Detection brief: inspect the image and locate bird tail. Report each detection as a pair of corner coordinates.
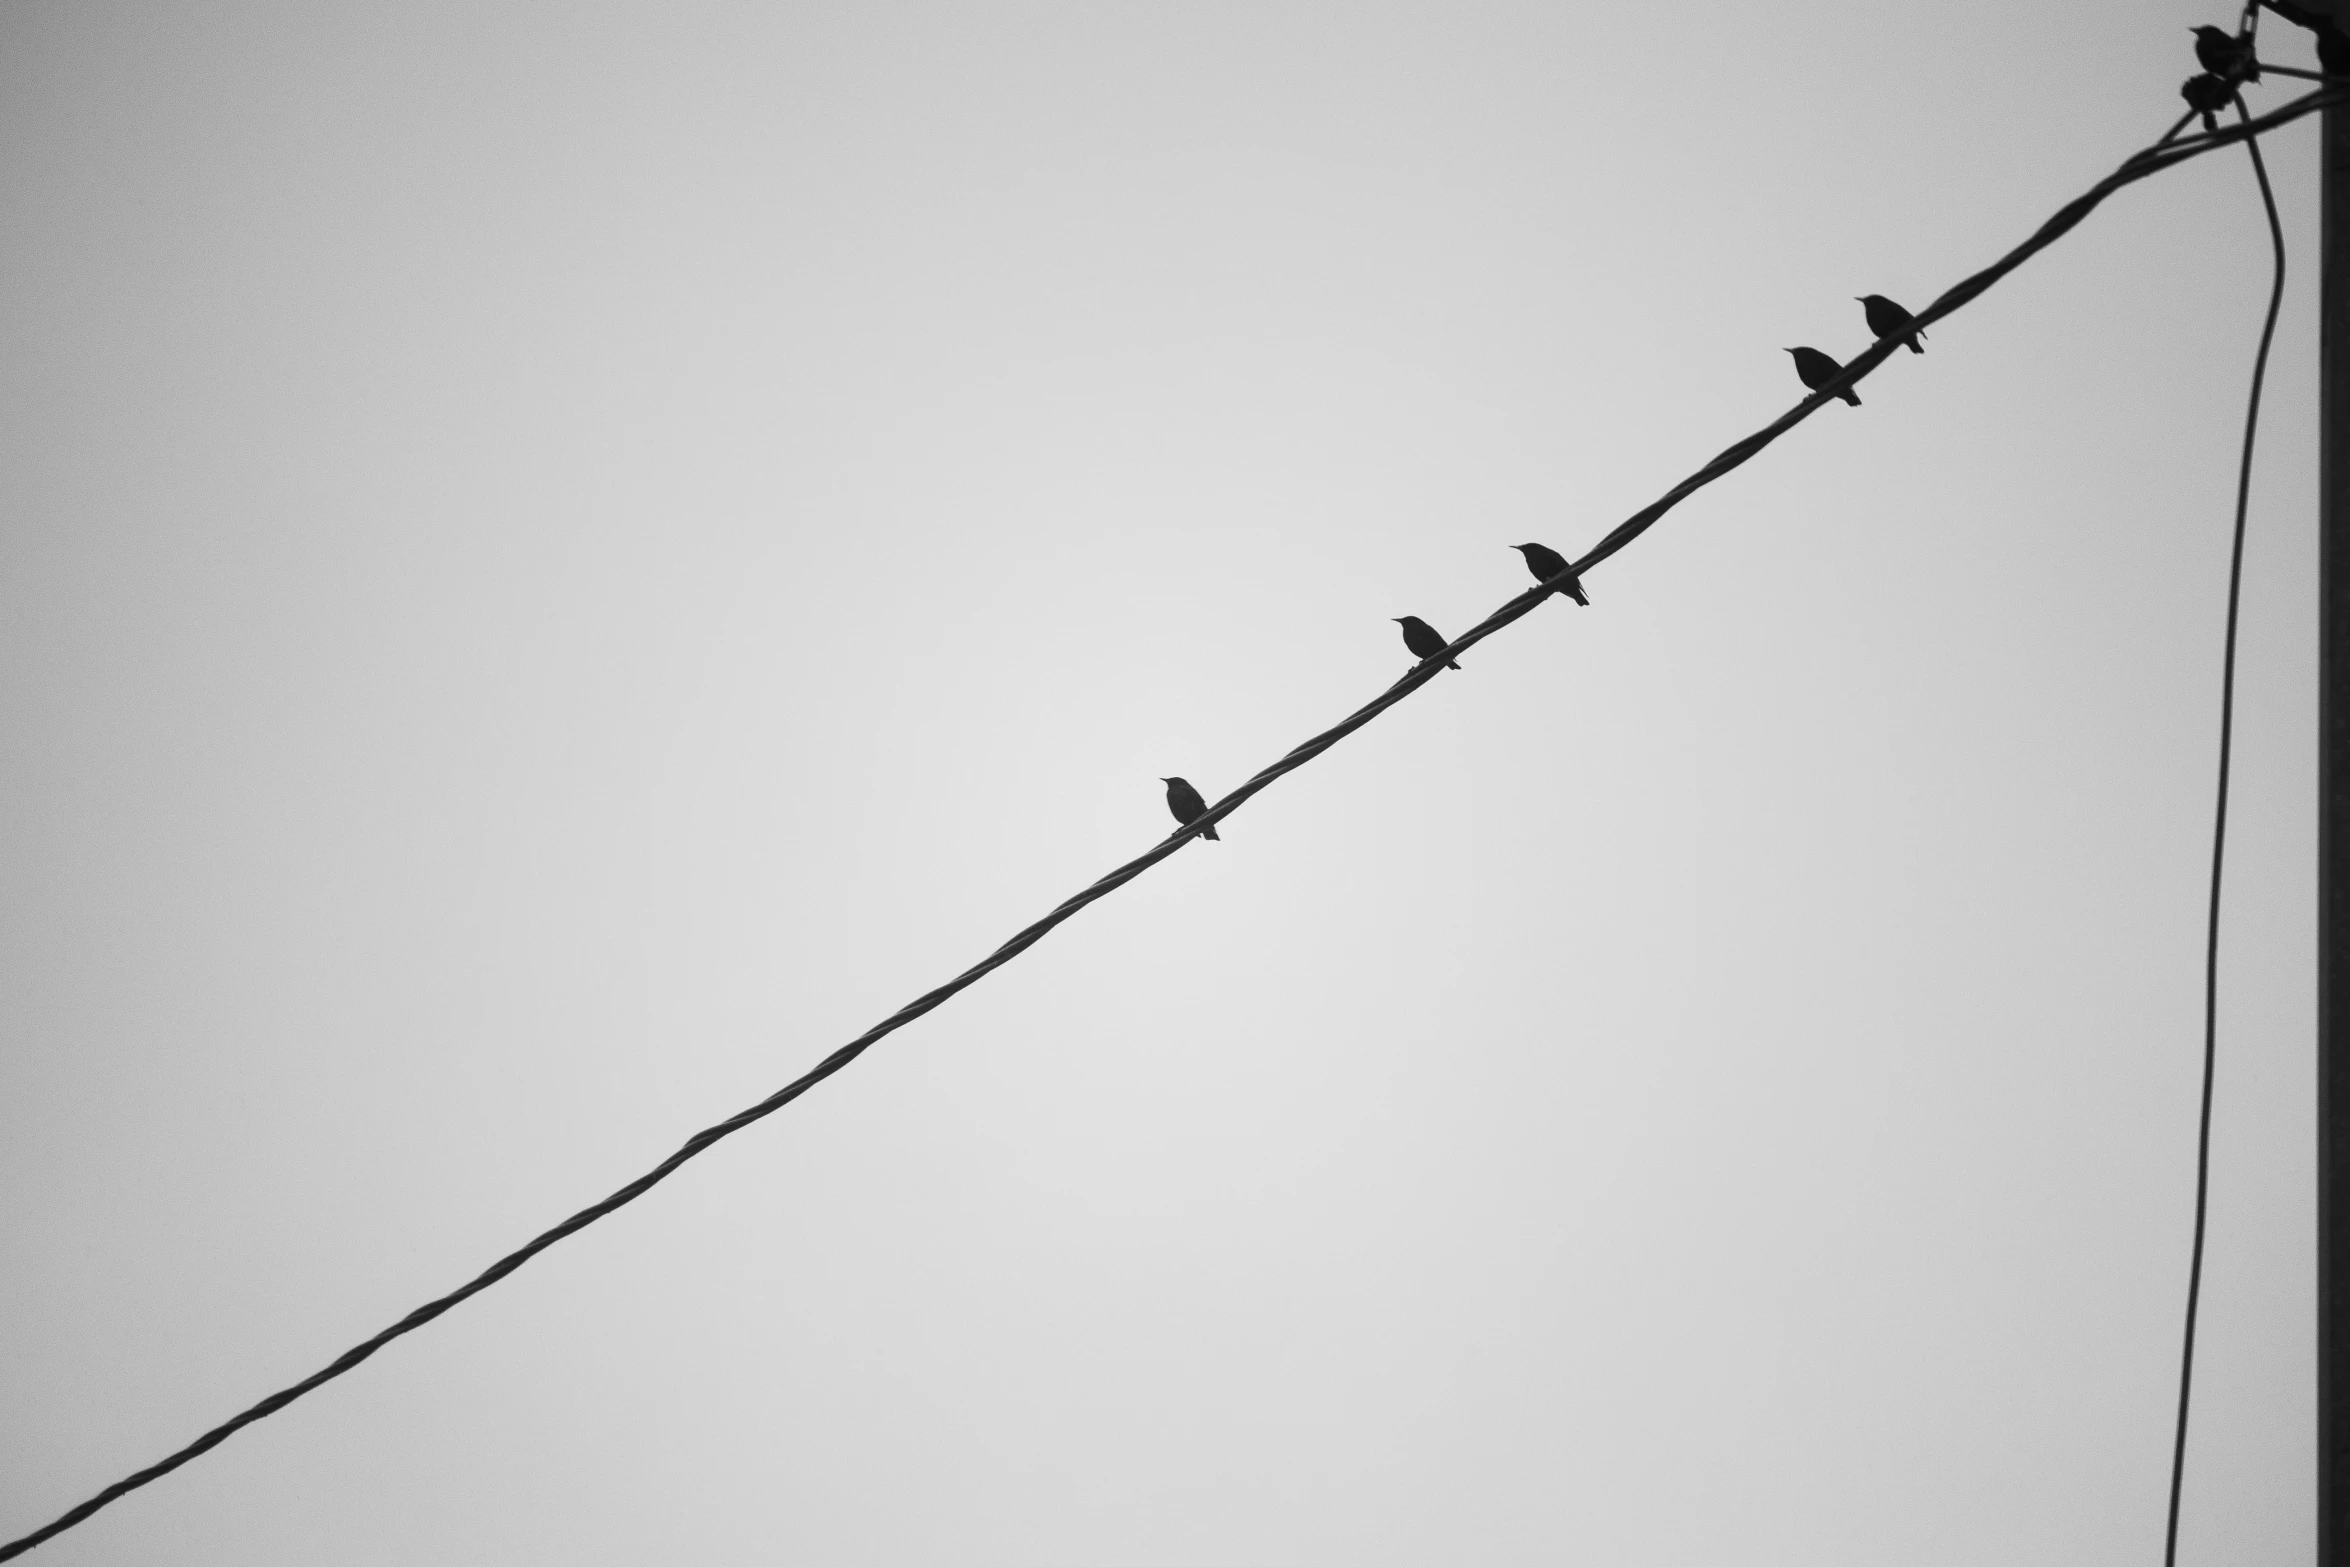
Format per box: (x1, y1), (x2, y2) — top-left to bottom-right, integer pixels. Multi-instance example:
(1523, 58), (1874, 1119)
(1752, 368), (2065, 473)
(1904, 333), (1924, 355)
(1839, 388), (1862, 407)
(1564, 581), (1590, 606)
(1446, 657), (1462, 671)
(1201, 822), (1220, 841)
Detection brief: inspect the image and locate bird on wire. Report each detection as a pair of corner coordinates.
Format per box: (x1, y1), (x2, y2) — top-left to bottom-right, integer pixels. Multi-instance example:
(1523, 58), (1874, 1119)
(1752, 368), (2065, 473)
(2181, 70), (2237, 132)
(1511, 543), (1590, 606)
(1858, 294), (1925, 354)
(1393, 616), (1462, 670)
(1785, 346), (1860, 407)
(1162, 776), (1219, 841)
(2190, 24), (2259, 83)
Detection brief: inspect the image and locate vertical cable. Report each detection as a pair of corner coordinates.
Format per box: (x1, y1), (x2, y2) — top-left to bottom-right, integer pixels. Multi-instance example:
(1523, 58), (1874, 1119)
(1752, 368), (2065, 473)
(2163, 86), (2286, 1567)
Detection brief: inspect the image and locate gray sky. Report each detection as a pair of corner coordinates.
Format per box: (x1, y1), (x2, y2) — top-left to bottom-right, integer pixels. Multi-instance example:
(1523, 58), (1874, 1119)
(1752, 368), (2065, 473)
(0, 2), (2328, 1562)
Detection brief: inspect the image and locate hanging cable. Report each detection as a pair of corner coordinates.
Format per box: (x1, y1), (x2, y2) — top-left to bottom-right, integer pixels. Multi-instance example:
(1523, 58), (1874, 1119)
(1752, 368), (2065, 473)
(2163, 79), (2289, 1567)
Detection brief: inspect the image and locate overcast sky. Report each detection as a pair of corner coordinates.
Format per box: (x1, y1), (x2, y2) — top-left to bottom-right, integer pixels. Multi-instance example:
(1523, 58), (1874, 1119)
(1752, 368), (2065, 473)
(0, 2), (2332, 1563)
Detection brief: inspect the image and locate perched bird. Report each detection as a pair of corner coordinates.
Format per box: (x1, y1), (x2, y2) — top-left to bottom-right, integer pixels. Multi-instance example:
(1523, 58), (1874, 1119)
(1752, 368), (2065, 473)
(1785, 346), (1861, 407)
(1511, 543), (1590, 606)
(1161, 776), (1219, 841)
(1393, 616), (1461, 670)
(2181, 70), (2236, 130)
(2191, 24), (2258, 83)
(1857, 294), (1925, 354)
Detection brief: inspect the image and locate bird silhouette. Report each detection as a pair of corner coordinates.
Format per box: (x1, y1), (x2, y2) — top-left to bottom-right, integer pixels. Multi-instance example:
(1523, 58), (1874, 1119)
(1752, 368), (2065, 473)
(1786, 346), (1860, 406)
(2181, 70), (2236, 131)
(1393, 616), (1461, 669)
(2190, 24), (2258, 83)
(1511, 543), (1589, 606)
(1161, 776), (1219, 841)
(1857, 294), (1925, 354)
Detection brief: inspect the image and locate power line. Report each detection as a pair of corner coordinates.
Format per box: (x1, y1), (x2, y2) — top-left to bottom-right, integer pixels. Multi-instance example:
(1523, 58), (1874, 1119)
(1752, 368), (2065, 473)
(2164, 76), (2293, 1567)
(1566, 86), (2336, 586)
(2, 78), (2342, 1567)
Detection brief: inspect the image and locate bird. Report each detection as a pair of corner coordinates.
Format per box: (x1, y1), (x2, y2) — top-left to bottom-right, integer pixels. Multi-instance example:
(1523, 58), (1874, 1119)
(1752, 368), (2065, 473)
(1857, 294), (1925, 354)
(1511, 543), (1590, 606)
(2190, 24), (2258, 83)
(1785, 346), (1860, 406)
(2181, 70), (2236, 131)
(1393, 616), (1461, 669)
(1161, 776), (1218, 841)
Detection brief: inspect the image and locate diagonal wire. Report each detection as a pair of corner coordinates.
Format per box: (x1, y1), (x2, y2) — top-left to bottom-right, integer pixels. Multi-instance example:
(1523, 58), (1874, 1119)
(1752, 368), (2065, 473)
(2163, 85), (2289, 1567)
(1, 79), (2343, 1566)
(1558, 85), (2340, 587)
(2156, 107), (2204, 149)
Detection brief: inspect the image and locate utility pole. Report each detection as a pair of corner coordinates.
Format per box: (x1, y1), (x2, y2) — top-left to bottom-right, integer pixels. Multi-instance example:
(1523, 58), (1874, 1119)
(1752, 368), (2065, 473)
(2327, 84), (2350, 1567)
(2316, 2), (2350, 1559)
